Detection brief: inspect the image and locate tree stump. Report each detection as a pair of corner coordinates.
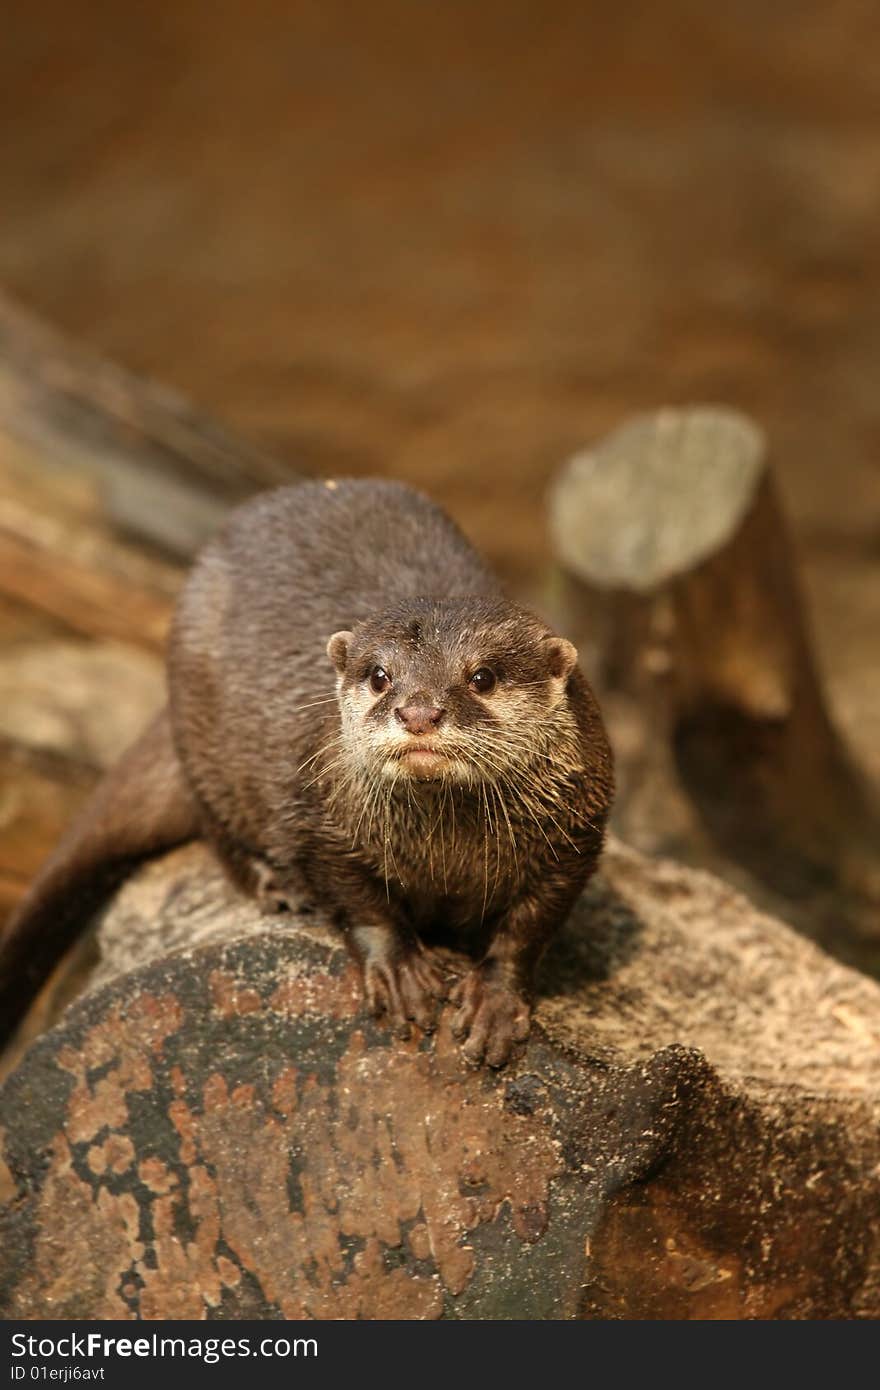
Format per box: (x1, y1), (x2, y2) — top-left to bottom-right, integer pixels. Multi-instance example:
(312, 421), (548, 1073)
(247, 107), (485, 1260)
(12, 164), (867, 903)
(548, 407), (880, 967)
(1, 838), (879, 1320)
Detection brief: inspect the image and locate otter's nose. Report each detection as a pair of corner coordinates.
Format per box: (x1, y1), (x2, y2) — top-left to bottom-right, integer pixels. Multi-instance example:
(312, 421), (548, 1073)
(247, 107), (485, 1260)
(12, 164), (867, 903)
(395, 703), (445, 736)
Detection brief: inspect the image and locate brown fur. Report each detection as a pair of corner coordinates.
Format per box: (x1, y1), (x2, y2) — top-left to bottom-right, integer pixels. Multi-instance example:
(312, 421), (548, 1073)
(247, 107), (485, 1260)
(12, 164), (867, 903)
(0, 479), (613, 1062)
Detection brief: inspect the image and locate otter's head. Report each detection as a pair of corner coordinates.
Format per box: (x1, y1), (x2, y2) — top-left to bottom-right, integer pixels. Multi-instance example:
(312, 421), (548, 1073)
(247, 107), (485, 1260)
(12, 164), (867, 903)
(326, 597), (578, 787)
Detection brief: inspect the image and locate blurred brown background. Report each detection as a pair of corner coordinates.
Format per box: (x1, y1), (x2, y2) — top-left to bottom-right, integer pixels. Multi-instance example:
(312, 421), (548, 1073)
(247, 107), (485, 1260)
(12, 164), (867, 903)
(0, 3), (877, 765)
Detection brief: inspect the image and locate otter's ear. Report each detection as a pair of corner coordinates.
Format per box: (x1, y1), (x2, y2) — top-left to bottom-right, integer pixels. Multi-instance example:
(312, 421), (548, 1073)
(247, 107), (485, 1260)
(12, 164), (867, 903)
(542, 635), (578, 683)
(327, 630), (354, 674)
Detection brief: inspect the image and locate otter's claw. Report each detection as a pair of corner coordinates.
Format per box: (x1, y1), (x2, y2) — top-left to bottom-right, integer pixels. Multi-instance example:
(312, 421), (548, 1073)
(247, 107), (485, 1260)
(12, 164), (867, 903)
(450, 967), (531, 1067)
(362, 948), (449, 1037)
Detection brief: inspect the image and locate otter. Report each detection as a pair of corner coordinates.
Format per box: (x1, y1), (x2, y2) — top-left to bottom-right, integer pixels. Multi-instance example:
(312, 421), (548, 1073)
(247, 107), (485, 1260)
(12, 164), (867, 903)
(0, 479), (613, 1064)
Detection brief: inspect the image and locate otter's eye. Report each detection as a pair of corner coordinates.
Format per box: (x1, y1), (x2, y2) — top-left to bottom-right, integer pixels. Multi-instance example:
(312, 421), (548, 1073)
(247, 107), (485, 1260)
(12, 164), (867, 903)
(369, 665), (392, 695)
(469, 667), (497, 695)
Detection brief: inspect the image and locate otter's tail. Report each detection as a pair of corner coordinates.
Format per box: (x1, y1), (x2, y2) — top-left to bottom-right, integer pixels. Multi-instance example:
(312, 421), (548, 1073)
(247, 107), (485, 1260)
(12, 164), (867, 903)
(0, 708), (200, 1049)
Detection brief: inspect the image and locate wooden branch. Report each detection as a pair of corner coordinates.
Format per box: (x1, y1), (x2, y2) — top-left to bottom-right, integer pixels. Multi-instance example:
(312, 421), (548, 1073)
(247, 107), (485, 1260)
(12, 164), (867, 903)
(0, 491), (177, 651)
(2, 838), (879, 1319)
(0, 292), (297, 558)
(548, 407), (880, 962)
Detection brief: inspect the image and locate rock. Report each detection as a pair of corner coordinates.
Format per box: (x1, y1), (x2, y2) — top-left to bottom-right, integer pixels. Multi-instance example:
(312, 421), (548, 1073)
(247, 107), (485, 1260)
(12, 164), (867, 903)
(1, 836), (878, 1319)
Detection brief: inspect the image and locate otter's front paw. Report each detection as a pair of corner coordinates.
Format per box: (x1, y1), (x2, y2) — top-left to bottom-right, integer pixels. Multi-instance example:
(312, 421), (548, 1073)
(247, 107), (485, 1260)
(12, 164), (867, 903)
(362, 948), (449, 1038)
(450, 966), (531, 1067)
(252, 860), (293, 915)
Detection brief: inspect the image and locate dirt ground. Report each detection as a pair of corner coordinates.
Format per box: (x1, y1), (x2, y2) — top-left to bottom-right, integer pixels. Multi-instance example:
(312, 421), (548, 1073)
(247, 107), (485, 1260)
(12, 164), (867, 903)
(0, 1), (877, 773)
